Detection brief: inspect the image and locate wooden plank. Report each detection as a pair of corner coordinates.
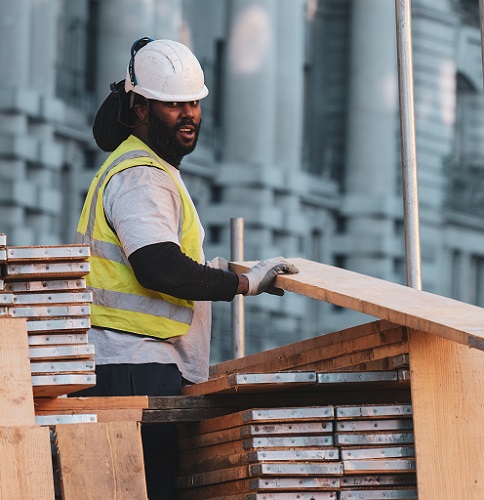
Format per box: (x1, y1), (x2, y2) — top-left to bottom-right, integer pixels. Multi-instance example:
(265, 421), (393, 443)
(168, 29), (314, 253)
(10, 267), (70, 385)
(179, 422), (333, 451)
(0, 426), (55, 499)
(185, 341), (408, 397)
(34, 395), (149, 411)
(179, 406), (334, 439)
(0, 318), (35, 426)
(177, 477), (340, 500)
(408, 329), (484, 499)
(209, 320), (398, 377)
(230, 258), (484, 351)
(183, 371), (317, 396)
(55, 421), (147, 499)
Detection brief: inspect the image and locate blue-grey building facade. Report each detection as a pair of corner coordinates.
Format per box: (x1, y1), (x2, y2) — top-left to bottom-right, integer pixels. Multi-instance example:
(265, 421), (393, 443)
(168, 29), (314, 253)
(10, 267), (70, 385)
(0, 0), (482, 362)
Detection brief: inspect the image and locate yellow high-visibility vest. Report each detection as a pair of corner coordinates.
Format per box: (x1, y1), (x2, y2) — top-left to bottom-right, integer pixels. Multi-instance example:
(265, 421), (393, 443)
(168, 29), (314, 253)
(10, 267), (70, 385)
(76, 135), (201, 339)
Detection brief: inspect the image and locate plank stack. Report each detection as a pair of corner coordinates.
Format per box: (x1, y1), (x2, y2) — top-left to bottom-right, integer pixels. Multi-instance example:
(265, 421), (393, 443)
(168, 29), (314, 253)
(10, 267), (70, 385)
(177, 403), (417, 500)
(0, 234), (96, 397)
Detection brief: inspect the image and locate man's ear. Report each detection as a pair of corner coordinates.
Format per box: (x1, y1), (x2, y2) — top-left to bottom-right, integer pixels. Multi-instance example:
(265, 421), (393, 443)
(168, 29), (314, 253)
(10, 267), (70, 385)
(133, 102), (149, 123)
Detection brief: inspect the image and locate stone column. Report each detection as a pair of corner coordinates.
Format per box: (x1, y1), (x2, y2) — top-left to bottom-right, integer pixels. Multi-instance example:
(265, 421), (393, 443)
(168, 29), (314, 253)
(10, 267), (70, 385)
(96, 0), (182, 103)
(275, 0), (305, 170)
(0, 0), (31, 88)
(343, 0), (399, 278)
(222, 0), (278, 166)
(345, 0), (398, 194)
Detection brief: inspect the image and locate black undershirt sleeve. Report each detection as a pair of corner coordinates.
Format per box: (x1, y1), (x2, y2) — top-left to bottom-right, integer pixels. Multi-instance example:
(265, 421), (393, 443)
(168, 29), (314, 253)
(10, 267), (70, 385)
(128, 242), (240, 301)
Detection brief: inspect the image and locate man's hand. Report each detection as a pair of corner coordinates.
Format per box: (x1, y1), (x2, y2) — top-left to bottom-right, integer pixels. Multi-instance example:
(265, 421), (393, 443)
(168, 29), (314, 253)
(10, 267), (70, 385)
(242, 257), (299, 296)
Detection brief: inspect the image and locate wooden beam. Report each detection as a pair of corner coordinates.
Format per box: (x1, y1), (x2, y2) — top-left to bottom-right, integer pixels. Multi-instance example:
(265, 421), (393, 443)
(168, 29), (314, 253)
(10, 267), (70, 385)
(409, 329), (484, 499)
(0, 318), (35, 426)
(230, 258), (484, 351)
(209, 320), (401, 377)
(0, 426), (54, 499)
(55, 421), (148, 499)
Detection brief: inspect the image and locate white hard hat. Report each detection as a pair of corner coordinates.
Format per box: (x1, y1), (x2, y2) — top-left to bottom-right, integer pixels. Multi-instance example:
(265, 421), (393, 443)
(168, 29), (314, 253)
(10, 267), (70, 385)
(124, 39), (209, 102)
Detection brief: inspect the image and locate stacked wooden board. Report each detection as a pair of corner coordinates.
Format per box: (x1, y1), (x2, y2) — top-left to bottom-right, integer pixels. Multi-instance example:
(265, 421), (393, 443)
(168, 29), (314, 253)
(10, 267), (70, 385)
(176, 403), (417, 500)
(0, 315), (148, 499)
(0, 234), (96, 397)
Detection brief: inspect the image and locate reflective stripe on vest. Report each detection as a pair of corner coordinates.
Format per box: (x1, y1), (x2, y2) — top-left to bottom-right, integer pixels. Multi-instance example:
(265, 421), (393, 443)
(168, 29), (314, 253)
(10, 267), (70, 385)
(75, 136), (200, 339)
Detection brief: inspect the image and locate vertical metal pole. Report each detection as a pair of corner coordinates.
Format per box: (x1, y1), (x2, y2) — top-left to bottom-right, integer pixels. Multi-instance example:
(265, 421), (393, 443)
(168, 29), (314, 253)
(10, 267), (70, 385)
(479, 0), (484, 89)
(395, 0), (422, 290)
(230, 218), (245, 358)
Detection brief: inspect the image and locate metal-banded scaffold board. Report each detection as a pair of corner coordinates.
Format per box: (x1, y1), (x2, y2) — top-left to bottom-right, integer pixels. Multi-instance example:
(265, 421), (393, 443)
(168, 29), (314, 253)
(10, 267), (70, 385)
(26, 318), (90, 332)
(178, 406), (335, 441)
(244, 435), (334, 449)
(30, 359), (95, 374)
(29, 344), (95, 360)
(318, 372), (399, 384)
(31, 374), (95, 387)
(0, 249), (6, 262)
(0, 233), (6, 247)
(242, 406), (334, 422)
(335, 405), (413, 419)
(9, 305), (91, 319)
(28, 333), (89, 346)
(5, 279), (87, 293)
(177, 478), (340, 498)
(336, 419), (414, 432)
(244, 494), (338, 500)
(177, 463), (344, 490)
(179, 423), (334, 452)
(6, 244), (90, 261)
(232, 372), (317, 385)
(339, 489), (417, 500)
(335, 432), (414, 447)
(0, 279), (3, 290)
(0, 293), (14, 305)
(0, 307), (8, 317)
(35, 414), (97, 426)
(31, 373), (96, 397)
(341, 474), (417, 488)
(240, 422), (333, 437)
(250, 462), (343, 477)
(246, 449), (340, 463)
(4, 262), (90, 280)
(187, 371), (319, 395)
(343, 459), (416, 474)
(11, 291), (92, 305)
(341, 447), (415, 460)
(248, 477), (340, 490)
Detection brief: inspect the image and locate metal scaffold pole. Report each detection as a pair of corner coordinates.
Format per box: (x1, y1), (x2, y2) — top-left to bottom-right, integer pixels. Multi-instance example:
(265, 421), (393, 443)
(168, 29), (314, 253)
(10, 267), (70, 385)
(395, 0), (422, 290)
(479, 0), (484, 88)
(230, 217), (245, 358)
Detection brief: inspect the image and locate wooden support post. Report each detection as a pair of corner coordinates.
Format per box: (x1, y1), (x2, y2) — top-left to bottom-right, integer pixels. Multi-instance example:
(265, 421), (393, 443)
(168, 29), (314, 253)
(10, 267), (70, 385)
(409, 329), (484, 498)
(0, 318), (55, 498)
(55, 421), (148, 499)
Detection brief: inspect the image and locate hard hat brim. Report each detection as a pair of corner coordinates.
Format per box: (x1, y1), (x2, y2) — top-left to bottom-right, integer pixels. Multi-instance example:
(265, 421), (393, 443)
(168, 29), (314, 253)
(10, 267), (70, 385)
(125, 79), (209, 102)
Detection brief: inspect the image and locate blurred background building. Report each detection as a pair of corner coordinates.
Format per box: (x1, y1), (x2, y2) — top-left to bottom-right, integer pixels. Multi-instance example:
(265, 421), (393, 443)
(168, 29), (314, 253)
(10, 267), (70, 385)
(0, 0), (482, 362)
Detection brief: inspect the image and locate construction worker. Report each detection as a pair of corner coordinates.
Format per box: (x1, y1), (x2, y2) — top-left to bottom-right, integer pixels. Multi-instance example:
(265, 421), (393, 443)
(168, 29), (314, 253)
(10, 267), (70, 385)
(74, 37), (298, 499)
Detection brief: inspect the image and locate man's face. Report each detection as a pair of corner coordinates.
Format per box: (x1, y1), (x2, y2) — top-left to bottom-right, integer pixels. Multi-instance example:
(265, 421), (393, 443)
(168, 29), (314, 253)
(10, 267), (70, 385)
(147, 100), (202, 167)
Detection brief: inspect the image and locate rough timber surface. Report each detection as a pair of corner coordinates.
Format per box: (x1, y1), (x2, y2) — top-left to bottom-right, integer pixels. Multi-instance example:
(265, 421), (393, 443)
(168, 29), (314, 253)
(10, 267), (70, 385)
(0, 318), (36, 426)
(0, 426), (55, 499)
(55, 421), (147, 499)
(409, 329), (484, 499)
(230, 258), (484, 351)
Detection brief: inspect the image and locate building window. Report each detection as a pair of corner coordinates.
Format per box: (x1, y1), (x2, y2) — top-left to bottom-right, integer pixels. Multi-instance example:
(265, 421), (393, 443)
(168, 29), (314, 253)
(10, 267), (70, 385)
(471, 254), (484, 307)
(55, 1), (97, 114)
(209, 225), (223, 244)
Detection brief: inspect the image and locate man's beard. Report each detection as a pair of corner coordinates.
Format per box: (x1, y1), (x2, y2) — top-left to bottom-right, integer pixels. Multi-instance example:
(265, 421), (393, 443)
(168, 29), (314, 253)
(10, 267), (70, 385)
(147, 107), (201, 167)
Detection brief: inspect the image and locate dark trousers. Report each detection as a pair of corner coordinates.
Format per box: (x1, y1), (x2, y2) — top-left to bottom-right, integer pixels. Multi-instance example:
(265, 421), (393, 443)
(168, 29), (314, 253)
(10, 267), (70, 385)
(71, 363), (182, 500)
